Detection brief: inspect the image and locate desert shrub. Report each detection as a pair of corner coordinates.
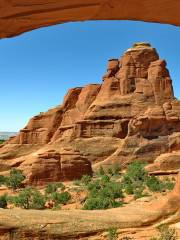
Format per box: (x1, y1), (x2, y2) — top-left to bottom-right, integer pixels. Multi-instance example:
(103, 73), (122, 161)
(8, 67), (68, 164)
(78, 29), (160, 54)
(108, 167), (114, 176)
(147, 176), (175, 192)
(122, 161), (147, 198)
(0, 175), (6, 186)
(5, 169), (25, 190)
(101, 174), (110, 184)
(51, 191), (71, 205)
(83, 177), (123, 210)
(84, 197), (114, 210)
(162, 177), (175, 191)
(98, 166), (106, 176)
(0, 140), (5, 144)
(9, 187), (45, 209)
(121, 161), (174, 198)
(0, 194), (8, 208)
(151, 224), (177, 240)
(107, 227), (118, 240)
(108, 164), (121, 177)
(80, 175), (92, 185)
(45, 182), (65, 194)
(73, 179), (81, 186)
(146, 175), (164, 192)
(30, 190), (46, 209)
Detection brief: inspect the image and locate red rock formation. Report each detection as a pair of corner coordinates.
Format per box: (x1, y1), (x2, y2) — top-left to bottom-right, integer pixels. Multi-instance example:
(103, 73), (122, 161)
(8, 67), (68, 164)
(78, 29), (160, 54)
(19, 149), (92, 185)
(0, 1), (180, 39)
(1, 42), (180, 184)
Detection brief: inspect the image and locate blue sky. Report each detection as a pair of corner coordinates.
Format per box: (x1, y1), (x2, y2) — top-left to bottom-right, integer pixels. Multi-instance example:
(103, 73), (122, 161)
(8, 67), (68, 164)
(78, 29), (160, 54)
(0, 20), (180, 132)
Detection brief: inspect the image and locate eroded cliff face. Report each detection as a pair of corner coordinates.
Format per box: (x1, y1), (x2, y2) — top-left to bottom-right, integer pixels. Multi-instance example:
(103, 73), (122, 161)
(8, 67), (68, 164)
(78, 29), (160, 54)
(0, 0), (180, 39)
(0, 42), (180, 185)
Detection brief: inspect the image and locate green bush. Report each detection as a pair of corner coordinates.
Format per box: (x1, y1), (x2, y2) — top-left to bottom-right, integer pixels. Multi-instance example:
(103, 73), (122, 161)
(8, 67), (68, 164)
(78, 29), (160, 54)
(73, 179), (81, 186)
(151, 224), (177, 240)
(0, 194), (8, 208)
(30, 190), (46, 210)
(51, 191), (71, 205)
(162, 177), (175, 191)
(146, 176), (175, 192)
(84, 197), (122, 210)
(122, 162), (174, 198)
(122, 161), (147, 198)
(146, 176), (164, 192)
(0, 175), (6, 186)
(83, 176), (123, 210)
(0, 140), (5, 144)
(5, 169), (25, 190)
(80, 175), (92, 185)
(9, 187), (46, 209)
(98, 166), (105, 176)
(107, 227), (118, 240)
(101, 174), (110, 184)
(108, 164), (121, 177)
(45, 183), (65, 194)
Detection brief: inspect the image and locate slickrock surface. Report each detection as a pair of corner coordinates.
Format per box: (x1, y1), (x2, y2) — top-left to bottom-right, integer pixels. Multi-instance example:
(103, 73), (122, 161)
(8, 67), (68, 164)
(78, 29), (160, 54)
(0, 1), (180, 39)
(0, 173), (180, 239)
(0, 42), (180, 184)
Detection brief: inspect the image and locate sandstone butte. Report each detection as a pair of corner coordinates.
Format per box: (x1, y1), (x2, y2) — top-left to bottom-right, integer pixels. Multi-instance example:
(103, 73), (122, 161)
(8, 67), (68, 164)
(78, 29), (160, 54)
(0, 42), (180, 239)
(0, 0), (180, 39)
(1, 42), (180, 184)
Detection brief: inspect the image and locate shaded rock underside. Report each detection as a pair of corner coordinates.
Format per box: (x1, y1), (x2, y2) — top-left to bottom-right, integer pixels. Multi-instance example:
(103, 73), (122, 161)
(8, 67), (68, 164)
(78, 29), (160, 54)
(0, 0), (180, 38)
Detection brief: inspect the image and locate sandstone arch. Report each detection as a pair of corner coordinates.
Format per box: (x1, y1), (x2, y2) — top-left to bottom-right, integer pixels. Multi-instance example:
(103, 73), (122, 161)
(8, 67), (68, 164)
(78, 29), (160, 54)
(0, 0), (180, 39)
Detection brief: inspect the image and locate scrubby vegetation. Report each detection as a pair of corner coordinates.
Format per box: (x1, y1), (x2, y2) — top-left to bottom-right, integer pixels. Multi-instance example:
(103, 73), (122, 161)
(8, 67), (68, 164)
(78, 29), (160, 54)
(122, 161), (175, 199)
(9, 187), (46, 209)
(5, 169), (25, 190)
(106, 224), (177, 240)
(0, 194), (8, 208)
(83, 174), (123, 210)
(107, 227), (118, 240)
(45, 183), (65, 194)
(82, 162), (175, 210)
(151, 224), (177, 240)
(0, 175), (6, 186)
(0, 168), (25, 189)
(146, 175), (174, 192)
(122, 161), (148, 199)
(7, 182), (71, 209)
(50, 191), (71, 205)
(0, 162), (175, 211)
(0, 139), (5, 144)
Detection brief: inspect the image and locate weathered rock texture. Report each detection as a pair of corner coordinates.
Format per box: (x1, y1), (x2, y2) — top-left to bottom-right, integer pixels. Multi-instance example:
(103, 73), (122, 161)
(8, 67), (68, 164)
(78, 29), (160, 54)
(1, 174), (180, 239)
(0, 1), (180, 39)
(0, 42), (180, 184)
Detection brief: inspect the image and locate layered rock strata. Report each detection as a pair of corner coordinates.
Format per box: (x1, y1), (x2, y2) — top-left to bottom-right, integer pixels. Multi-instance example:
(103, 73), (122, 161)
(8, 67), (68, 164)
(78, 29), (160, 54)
(0, 42), (179, 184)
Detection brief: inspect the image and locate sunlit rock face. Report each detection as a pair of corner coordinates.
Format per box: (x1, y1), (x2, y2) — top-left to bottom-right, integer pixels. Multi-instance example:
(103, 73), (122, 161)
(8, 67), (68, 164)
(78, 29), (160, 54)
(0, 1), (180, 38)
(0, 43), (180, 184)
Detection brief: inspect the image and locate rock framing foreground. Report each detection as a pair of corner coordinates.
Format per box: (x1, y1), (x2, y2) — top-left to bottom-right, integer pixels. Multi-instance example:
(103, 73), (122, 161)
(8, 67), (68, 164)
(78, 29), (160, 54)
(0, 0), (180, 38)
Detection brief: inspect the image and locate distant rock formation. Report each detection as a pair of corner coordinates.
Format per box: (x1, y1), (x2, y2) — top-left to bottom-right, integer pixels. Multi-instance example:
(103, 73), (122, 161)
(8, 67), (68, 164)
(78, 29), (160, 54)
(0, 43), (179, 185)
(0, 132), (17, 140)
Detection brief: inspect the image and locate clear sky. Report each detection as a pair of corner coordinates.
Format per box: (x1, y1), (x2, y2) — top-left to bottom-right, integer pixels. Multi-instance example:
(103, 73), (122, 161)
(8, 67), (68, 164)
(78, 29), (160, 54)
(0, 20), (180, 132)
